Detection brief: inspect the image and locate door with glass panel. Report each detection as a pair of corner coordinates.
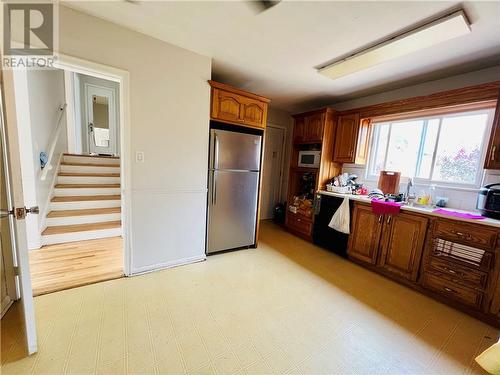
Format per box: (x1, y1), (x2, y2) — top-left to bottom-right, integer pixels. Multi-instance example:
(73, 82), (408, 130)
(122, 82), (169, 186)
(85, 84), (117, 155)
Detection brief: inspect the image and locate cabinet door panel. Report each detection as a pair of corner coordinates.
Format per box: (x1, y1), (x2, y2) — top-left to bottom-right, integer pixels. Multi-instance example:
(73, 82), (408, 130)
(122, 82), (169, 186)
(355, 118), (371, 164)
(484, 92), (500, 169)
(305, 113), (325, 142)
(294, 117), (306, 143)
(333, 113), (360, 163)
(348, 205), (382, 264)
(241, 97), (266, 128)
(213, 89), (243, 123)
(379, 213), (428, 281)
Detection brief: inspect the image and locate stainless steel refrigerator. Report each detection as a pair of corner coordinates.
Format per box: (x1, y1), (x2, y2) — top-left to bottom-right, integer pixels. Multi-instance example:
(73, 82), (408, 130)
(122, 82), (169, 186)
(207, 128), (262, 254)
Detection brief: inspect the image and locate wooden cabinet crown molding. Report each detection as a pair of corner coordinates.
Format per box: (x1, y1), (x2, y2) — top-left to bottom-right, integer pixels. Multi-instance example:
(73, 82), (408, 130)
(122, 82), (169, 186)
(208, 80), (271, 103)
(292, 107), (335, 119)
(337, 80), (500, 119)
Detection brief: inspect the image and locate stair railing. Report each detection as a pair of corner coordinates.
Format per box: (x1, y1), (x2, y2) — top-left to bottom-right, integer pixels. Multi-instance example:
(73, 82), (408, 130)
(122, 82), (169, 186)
(40, 103), (67, 181)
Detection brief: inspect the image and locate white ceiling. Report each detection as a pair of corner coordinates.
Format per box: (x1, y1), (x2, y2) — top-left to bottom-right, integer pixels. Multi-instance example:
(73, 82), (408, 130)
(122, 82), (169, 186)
(65, 1), (500, 112)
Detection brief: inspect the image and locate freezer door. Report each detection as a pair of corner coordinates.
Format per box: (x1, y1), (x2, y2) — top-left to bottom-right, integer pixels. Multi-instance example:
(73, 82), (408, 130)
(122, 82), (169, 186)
(210, 129), (262, 171)
(207, 170), (259, 253)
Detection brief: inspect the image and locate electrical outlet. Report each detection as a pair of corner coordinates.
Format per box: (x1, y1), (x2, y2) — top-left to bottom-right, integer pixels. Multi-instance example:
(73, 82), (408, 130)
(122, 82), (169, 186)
(136, 151), (144, 163)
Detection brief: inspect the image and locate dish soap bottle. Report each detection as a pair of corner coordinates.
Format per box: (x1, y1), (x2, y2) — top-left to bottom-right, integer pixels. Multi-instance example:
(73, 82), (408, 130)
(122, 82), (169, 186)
(428, 184), (436, 207)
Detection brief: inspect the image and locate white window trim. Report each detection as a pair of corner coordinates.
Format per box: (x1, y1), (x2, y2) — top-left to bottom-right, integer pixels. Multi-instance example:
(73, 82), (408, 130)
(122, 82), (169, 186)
(364, 108), (496, 189)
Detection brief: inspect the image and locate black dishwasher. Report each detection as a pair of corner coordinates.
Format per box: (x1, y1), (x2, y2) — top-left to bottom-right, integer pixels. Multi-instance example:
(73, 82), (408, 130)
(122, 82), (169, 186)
(312, 193), (352, 258)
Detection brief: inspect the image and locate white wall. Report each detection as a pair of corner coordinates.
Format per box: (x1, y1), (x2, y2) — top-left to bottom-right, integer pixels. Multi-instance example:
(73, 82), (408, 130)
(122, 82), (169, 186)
(266, 107), (294, 201)
(332, 65), (500, 212)
(13, 70), (67, 249)
(58, 5), (211, 273)
(27, 70), (68, 230)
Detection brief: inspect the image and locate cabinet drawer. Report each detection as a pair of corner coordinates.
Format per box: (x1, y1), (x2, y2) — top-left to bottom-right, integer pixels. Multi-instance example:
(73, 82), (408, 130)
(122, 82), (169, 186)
(427, 257), (488, 289)
(422, 273), (483, 308)
(434, 220), (497, 249)
(286, 214), (313, 235)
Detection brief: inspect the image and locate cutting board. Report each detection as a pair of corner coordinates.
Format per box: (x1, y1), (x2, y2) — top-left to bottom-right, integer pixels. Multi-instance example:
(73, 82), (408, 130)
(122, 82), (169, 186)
(378, 171), (401, 195)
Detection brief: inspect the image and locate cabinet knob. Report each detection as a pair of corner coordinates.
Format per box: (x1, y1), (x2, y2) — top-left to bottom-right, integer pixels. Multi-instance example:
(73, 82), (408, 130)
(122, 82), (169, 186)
(492, 145), (497, 161)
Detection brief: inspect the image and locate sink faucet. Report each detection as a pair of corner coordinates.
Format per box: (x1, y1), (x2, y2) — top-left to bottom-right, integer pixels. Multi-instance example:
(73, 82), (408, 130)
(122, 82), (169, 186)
(405, 177), (414, 204)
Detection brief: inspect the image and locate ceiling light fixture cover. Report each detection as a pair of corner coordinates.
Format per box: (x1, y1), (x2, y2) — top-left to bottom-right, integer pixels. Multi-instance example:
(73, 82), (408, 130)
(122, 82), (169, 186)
(318, 10), (471, 80)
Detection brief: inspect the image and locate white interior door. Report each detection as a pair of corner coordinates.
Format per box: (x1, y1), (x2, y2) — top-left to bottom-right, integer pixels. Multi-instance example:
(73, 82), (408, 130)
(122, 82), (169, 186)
(85, 84), (117, 155)
(1, 70), (38, 354)
(261, 126), (285, 220)
(1, 132), (17, 318)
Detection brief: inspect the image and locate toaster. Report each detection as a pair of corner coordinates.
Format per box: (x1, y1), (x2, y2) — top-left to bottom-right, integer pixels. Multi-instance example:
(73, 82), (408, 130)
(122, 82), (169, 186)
(477, 183), (500, 219)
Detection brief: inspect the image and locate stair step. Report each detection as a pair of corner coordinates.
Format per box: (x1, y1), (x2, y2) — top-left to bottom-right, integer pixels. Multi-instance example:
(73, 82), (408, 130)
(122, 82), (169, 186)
(42, 221), (122, 236)
(61, 162), (120, 167)
(47, 207), (121, 218)
(60, 163), (120, 174)
(55, 184), (120, 188)
(59, 172), (120, 177)
(63, 153), (119, 160)
(46, 207), (121, 226)
(51, 195), (121, 202)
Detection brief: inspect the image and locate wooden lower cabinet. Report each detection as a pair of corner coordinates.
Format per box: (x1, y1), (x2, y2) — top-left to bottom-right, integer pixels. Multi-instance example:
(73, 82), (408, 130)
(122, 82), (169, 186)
(348, 204), (427, 281)
(490, 272), (500, 318)
(347, 204), (500, 326)
(285, 212), (313, 239)
(421, 272), (483, 308)
(378, 213), (428, 281)
(348, 205), (382, 265)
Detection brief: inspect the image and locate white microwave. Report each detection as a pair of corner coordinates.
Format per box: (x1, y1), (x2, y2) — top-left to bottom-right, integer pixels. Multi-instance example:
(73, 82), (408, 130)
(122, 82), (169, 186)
(298, 150), (321, 168)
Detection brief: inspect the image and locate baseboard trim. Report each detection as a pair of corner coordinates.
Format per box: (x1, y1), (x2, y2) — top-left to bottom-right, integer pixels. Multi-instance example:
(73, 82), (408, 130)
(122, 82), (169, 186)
(0, 296), (13, 319)
(130, 254), (206, 276)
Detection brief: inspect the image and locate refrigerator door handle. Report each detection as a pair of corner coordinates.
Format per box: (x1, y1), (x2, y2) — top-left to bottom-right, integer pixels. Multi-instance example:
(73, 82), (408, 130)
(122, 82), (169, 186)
(213, 171), (217, 205)
(214, 133), (220, 170)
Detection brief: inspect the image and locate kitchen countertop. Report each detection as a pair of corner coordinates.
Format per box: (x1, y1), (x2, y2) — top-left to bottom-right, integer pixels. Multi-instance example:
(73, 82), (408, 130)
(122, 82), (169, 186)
(318, 190), (500, 229)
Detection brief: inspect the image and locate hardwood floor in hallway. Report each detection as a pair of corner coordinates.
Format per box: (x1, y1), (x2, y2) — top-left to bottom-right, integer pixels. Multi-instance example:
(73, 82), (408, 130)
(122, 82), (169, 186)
(29, 236), (123, 296)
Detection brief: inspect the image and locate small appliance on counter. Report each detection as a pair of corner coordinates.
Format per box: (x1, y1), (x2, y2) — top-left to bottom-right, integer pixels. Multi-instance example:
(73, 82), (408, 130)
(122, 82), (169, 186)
(477, 183), (500, 219)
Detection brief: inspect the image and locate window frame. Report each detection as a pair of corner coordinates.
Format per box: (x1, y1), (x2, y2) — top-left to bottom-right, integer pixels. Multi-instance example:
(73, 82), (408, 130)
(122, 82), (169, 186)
(365, 107), (496, 189)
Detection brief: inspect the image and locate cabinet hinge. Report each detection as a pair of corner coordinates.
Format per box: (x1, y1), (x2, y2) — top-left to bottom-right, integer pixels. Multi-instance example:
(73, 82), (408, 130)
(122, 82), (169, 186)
(13, 266), (19, 276)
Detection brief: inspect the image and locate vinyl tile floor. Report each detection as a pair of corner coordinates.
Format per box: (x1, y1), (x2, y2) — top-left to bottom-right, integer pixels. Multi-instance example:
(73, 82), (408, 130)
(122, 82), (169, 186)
(1, 221), (498, 374)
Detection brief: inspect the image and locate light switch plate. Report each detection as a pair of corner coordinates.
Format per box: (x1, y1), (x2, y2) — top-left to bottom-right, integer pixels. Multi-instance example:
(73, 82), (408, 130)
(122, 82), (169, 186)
(136, 151), (144, 163)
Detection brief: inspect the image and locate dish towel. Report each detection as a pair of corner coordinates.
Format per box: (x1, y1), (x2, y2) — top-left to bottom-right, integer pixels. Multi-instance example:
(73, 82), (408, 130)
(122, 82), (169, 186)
(371, 199), (402, 215)
(433, 209), (485, 220)
(328, 197), (350, 234)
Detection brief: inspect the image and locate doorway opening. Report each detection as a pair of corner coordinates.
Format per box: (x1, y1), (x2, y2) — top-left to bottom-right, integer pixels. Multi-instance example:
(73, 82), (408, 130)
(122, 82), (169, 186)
(261, 124), (286, 220)
(11, 67), (125, 297)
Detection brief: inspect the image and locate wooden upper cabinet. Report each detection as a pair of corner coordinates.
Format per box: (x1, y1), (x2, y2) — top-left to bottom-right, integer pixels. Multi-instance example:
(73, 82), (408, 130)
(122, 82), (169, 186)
(484, 92), (500, 169)
(378, 213), (428, 281)
(293, 117), (307, 143)
(292, 110), (330, 144)
(348, 204), (383, 265)
(213, 89), (242, 123)
(333, 113), (360, 163)
(305, 113), (325, 142)
(209, 81), (270, 129)
(355, 118), (371, 164)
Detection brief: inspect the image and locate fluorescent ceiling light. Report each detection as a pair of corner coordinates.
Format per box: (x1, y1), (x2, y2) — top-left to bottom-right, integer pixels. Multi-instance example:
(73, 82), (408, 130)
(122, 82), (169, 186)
(318, 10), (471, 80)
